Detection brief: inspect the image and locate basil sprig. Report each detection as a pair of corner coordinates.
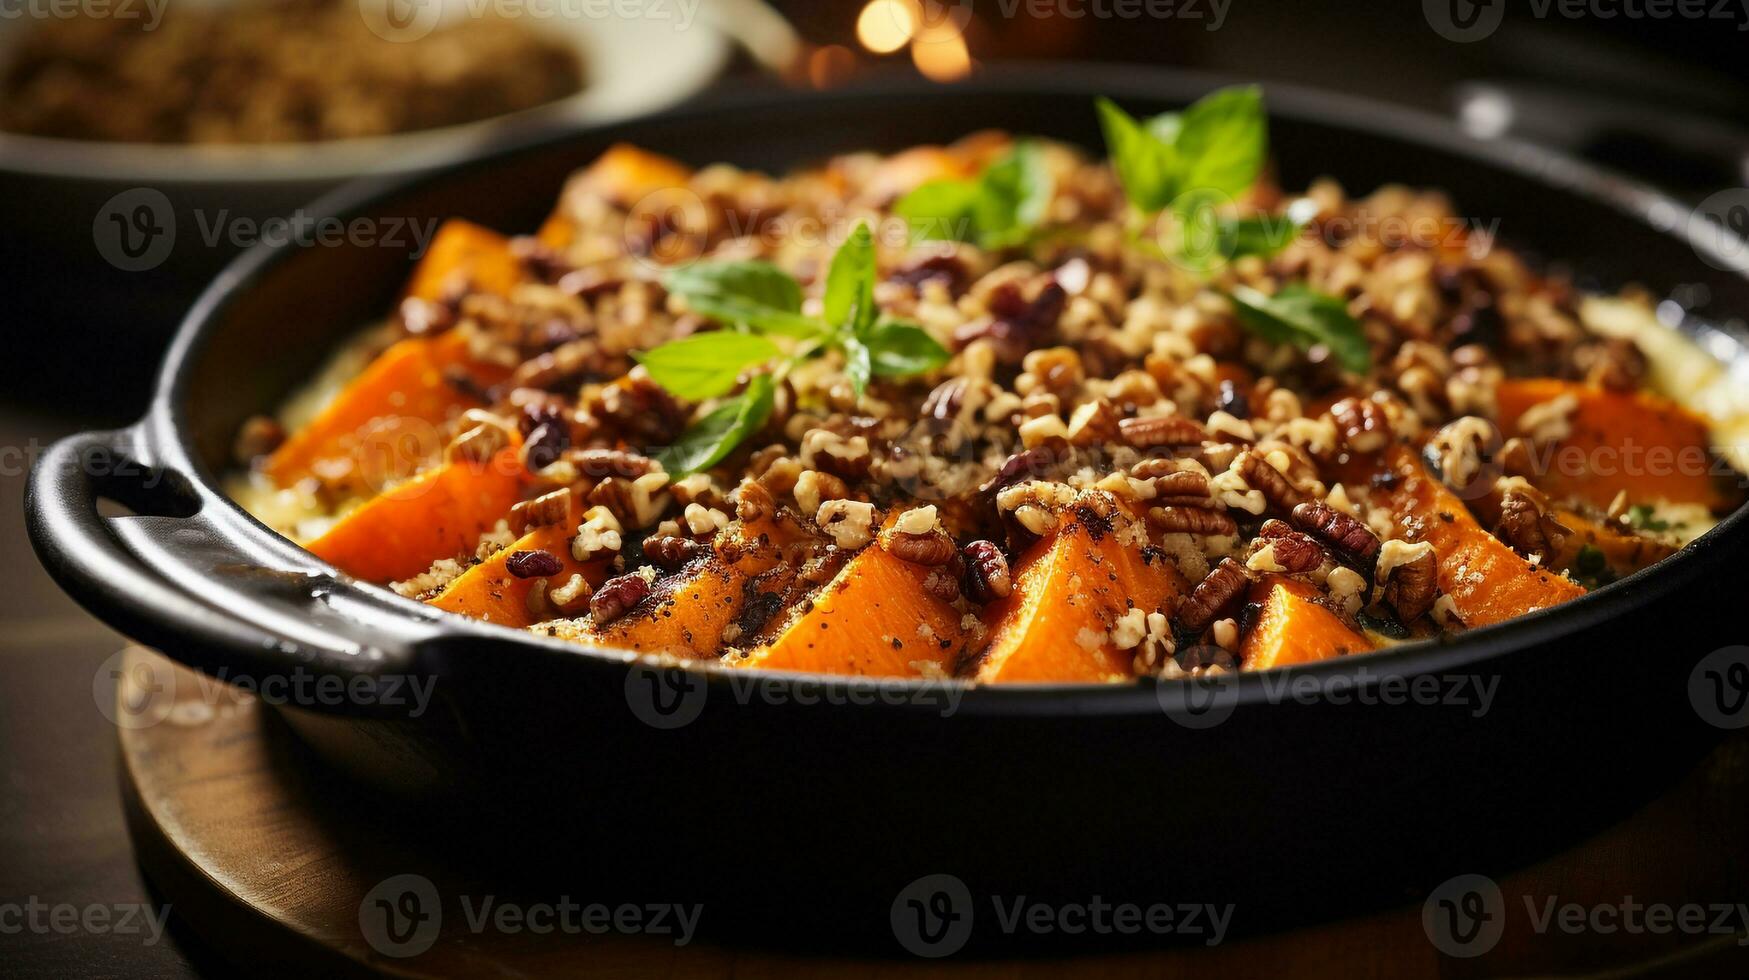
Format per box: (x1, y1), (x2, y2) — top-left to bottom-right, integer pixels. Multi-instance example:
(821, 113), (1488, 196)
(643, 221), (950, 475)
(1228, 284), (1371, 375)
(894, 142), (1054, 250)
(1100, 88), (1366, 371)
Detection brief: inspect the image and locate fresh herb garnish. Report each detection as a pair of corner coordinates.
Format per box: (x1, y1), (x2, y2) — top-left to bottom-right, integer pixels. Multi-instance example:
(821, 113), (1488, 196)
(1626, 504), (1672, 533)
(1228, 284), (1370, 375)
(894, 142), (1054, 250)
(1099, 88), (1361, 369)
(648, 221), (950, 475)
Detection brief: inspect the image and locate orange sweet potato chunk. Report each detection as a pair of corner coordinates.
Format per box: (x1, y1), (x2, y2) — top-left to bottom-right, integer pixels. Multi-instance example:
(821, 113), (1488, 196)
(1240, 575), (1371, 672)
(974, 512), (1185, 683)
(736, 545), (966, 677)
(263, 330), (509, 490)
(427, 521), (609, 629)
(1373, 446), (1585, 629)
(305, 445), (526, 583)
(1496, 378), (1729, 510)
(578, 515), (809, 660)
(404, 219), (524, 302)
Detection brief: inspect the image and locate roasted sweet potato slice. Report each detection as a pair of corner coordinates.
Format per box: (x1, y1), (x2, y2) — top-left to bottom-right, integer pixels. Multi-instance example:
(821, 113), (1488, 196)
(735, 544), (966, 677)
(1371, 446), (1584, 629)
(305, 445), (526, 583)
(1240, 575), (1372, 671)
(974, 506), (1185, 683)
(263, 331), (509, 491)
(1497, 378), (1730, 511)
(427, 522), (609, 629)
(553, 514), (814, 660)
(404, 219), (524, 302)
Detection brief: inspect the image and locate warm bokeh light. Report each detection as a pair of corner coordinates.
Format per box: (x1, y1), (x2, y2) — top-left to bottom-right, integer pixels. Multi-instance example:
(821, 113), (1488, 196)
(911, 22), (972, 82)
(807, 44), (859, 89)
(856, 0), (916, 55)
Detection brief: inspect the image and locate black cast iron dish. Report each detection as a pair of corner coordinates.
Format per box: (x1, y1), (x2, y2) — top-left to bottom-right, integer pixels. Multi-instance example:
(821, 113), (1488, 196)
(28, 68), (1749, 951)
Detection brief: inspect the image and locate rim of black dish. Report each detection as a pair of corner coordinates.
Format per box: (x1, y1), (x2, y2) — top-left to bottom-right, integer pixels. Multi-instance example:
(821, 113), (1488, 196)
(136, 63), (1749, 714)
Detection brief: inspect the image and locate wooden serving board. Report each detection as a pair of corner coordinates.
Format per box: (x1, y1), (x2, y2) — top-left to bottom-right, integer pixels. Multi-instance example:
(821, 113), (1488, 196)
(117, 646), (1749, 978)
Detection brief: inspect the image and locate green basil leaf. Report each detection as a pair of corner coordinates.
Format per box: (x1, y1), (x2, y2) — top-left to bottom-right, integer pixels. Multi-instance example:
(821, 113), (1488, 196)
(1228, 284), (1370, 374)
(633, 332), (780, 400)
(894, 179), (982, 244)
(971, 141), (1053, 249)
(841, 335), (872, 400)
(824, 222), (877, 336)
(1096, 97), (1178, 213)
(661, 261), (819, 337)
(1219, 212), (1303, 260)
(1175, 85), (1266, 200)
(654, 374), (775, 476)
(865, 321), (950, 377)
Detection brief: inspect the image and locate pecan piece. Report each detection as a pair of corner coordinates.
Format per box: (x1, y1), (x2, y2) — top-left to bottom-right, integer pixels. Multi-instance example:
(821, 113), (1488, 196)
(1330, 396), (1391, 454)
(1118, 415), (1207, 450)
(1147, 506), (1238, 537)
(645, 535), (708, 572)
(883, 529), (957, 567)
(1178, 559), (1251, 633)
(1235, 451), (1307, 511)
(568, 448), (657, 480)
(1495, 486), (1571, 563)
(1254, 519), (1327, 573)
(961, 540), (1012, 602)
(1381, 550), (1439, 622)
(510, 488), (572, 532)
(590, 573), (651, 624)
(1290, 500), (1381, 566)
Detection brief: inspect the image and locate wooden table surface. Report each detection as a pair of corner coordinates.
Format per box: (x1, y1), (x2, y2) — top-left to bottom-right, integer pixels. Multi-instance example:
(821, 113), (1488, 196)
(5, 404), (1749, 977)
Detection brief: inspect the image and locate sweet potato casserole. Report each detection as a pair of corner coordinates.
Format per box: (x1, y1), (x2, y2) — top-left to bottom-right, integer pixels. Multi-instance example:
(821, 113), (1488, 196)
(233, 89), (1748, 682)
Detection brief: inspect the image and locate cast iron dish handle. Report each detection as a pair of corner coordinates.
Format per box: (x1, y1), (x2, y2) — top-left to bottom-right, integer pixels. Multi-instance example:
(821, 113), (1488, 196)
(27, 426), (453, 716)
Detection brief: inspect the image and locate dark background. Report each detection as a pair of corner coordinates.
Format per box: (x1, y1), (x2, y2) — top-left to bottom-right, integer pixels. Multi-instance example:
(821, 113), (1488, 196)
(3, 1), (1748, 975)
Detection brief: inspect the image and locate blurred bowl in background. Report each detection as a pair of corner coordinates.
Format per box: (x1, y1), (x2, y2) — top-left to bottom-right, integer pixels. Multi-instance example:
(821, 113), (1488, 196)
(0, 1), (730, 415)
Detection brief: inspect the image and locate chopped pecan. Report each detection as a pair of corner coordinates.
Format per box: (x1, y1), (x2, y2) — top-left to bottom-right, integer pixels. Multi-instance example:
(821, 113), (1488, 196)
(732, 479), (776, 523)
(1290, 500), (1381, 565)
(1147, 506), (1238, 537)
(1235, 451), (1307, 510)
(922, 569), (962, 603)
(568, 447), (657, 480)
(589, 573), (651, 624)
(1254, 520), (1327, 573)
(1119, 415), (1208, 450)
(1330, 396), (1391, 454)
(1381, 550), (1439, 622)
(645, 535), (708, 571)
(1495, 485), (1570, 563)
(980, 447), (1054, 494)
(882, 529), (957, 567)
(1178, 558), (1251, 633)
(511, 488), (572, 532)
(961, 540), (1012, 602)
